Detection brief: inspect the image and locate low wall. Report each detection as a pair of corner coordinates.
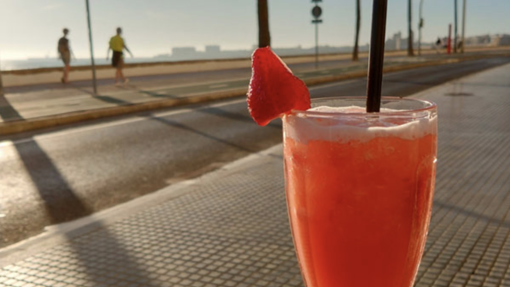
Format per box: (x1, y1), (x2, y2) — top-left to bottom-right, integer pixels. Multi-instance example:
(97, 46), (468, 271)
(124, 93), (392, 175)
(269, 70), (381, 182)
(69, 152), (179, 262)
(1, 46), (508, 87)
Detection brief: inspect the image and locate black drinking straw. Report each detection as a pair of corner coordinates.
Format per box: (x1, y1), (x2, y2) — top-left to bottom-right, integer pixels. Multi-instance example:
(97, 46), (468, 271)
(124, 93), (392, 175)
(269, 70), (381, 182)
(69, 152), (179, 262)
(366, 0), (388, 113)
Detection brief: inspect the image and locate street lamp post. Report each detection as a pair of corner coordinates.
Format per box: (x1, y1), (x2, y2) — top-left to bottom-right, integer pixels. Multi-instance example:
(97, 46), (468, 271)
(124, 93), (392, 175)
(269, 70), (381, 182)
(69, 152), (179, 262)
(447, 24), (452, 54)
(311, 0), (323, 69)
(454, 0), (458, 53)
(85, 0), (98, 94)
(407, 0), (414, 56)
(461, 0), (466, 53)
(418, 0), (424, 56)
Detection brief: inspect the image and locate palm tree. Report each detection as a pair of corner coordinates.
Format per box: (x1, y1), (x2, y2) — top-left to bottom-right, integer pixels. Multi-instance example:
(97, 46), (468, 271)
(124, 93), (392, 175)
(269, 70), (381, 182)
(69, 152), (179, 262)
(352, 0), (361, 61)
(258, 0), (271, 47)
(408, 0), (415, 56)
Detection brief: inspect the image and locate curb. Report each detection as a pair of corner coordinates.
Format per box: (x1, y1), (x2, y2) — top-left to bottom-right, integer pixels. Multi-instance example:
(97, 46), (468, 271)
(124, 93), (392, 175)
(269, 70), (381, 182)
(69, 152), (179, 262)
(0, 55), (502, 136)
(0, 88), (247, 135)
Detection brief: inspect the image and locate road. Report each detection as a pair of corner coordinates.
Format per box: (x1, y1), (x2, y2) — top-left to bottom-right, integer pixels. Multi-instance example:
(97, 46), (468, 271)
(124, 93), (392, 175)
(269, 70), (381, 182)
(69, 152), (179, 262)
(1, 57), (508, 248)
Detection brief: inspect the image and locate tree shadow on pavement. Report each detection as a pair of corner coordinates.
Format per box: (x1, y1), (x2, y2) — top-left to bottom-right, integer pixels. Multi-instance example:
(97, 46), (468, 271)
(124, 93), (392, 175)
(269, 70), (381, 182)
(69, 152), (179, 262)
(118, 85), (181, 99)
(15, 140), (90, 223)
(93, 95), (131, 105)
(0, 95), (24, 122)
(139, 89), (180, 99)
(73, 85), (132, 105)
(13, 139), (152, 285)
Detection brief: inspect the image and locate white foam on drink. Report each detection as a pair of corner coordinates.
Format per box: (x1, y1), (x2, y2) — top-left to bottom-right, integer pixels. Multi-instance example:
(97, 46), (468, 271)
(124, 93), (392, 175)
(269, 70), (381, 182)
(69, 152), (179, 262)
(284, 106), (437, 143)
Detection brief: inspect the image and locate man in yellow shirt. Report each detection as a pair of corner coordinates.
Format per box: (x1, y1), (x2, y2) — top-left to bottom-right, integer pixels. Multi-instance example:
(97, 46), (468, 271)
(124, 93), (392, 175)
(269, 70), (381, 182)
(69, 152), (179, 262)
(106, 27), (133, 85)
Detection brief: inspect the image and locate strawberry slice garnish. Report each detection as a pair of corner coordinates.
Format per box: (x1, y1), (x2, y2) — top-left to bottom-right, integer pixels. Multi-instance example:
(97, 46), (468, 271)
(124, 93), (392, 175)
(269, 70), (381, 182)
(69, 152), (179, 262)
(247, 47), (311, 126)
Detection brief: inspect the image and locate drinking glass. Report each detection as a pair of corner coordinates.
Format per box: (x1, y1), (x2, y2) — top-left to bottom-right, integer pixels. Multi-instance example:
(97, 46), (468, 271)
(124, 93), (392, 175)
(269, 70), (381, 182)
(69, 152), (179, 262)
(283, 97), (437, 287)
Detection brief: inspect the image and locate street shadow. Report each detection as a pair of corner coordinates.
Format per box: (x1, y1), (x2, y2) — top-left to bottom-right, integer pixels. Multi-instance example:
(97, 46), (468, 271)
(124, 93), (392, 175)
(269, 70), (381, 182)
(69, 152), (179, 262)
(149, 115), (282, 160)
(94, 95), (131, 105)
(434, 200), (510, 228)
(15, 139), (90, 223)
(115, 85), (180, 99)
(73, 85), (131, 105)
(139, 89), (179, 99)
(14, 139), (151, 285)
(0, 94), (24, 122)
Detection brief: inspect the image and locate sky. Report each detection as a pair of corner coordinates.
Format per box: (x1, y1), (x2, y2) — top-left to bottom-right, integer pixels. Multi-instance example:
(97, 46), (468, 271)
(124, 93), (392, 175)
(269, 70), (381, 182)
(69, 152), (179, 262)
(0, 0), (509, 60)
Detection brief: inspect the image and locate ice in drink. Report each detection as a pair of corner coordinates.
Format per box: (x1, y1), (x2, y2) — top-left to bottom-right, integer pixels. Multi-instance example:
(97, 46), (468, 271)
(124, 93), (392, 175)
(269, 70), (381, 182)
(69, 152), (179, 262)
(283, 103), (437, 287)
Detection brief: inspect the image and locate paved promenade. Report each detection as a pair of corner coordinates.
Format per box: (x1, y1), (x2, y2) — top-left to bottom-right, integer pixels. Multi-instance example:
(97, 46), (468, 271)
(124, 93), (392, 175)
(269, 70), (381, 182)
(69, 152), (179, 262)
(4, 51), (507, 135)
(0, 56), (425, 123)
(1, 63), (510, 286)
(3, 53), (452, 135)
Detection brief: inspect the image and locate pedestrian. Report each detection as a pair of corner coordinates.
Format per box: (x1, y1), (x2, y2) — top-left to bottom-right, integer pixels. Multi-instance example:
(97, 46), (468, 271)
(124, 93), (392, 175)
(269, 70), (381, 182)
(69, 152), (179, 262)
(106, 27), (133, 85)
(57, 28), (73, 83)
(435, 37), (442, 54)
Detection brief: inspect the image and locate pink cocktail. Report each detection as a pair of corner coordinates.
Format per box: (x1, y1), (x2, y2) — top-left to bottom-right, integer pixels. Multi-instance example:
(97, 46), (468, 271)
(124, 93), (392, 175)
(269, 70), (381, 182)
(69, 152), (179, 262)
(283, 97), (437, 287)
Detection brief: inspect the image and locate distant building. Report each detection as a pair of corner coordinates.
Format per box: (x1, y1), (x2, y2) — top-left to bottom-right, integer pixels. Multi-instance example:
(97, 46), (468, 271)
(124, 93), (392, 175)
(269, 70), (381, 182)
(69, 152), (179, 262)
(172, 47), (197, 58)
(501, 35), (510, 46)
(464, 35), (491, 46)
(490, 34), (510, 46)
(205, 45), (221, 54)
(386, 32), (403, 50)
(463, 34), (510, 47)
(153, 33), (506, 62)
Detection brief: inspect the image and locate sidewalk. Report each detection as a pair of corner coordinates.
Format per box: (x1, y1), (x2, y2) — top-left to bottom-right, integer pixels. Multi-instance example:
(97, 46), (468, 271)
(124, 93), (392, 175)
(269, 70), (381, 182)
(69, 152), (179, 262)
(1, 63), (510, 287)
(1, 51), (503, 135)
(0, 56), (422, 122)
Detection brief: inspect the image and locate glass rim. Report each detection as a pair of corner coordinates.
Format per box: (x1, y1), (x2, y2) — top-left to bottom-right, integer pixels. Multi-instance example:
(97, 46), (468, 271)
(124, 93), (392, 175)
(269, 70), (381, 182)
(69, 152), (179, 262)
(289, 96), (437, 118)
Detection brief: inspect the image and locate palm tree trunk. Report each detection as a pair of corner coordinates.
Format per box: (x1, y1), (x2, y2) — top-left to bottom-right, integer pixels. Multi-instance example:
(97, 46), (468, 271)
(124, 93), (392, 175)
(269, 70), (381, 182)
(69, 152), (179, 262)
(258, 0), (271, 48)
(0, 56), (4, 96)
(352, 0), (361, 61)
(0, 67), (3, 96)
(408, 0), (414, 56)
